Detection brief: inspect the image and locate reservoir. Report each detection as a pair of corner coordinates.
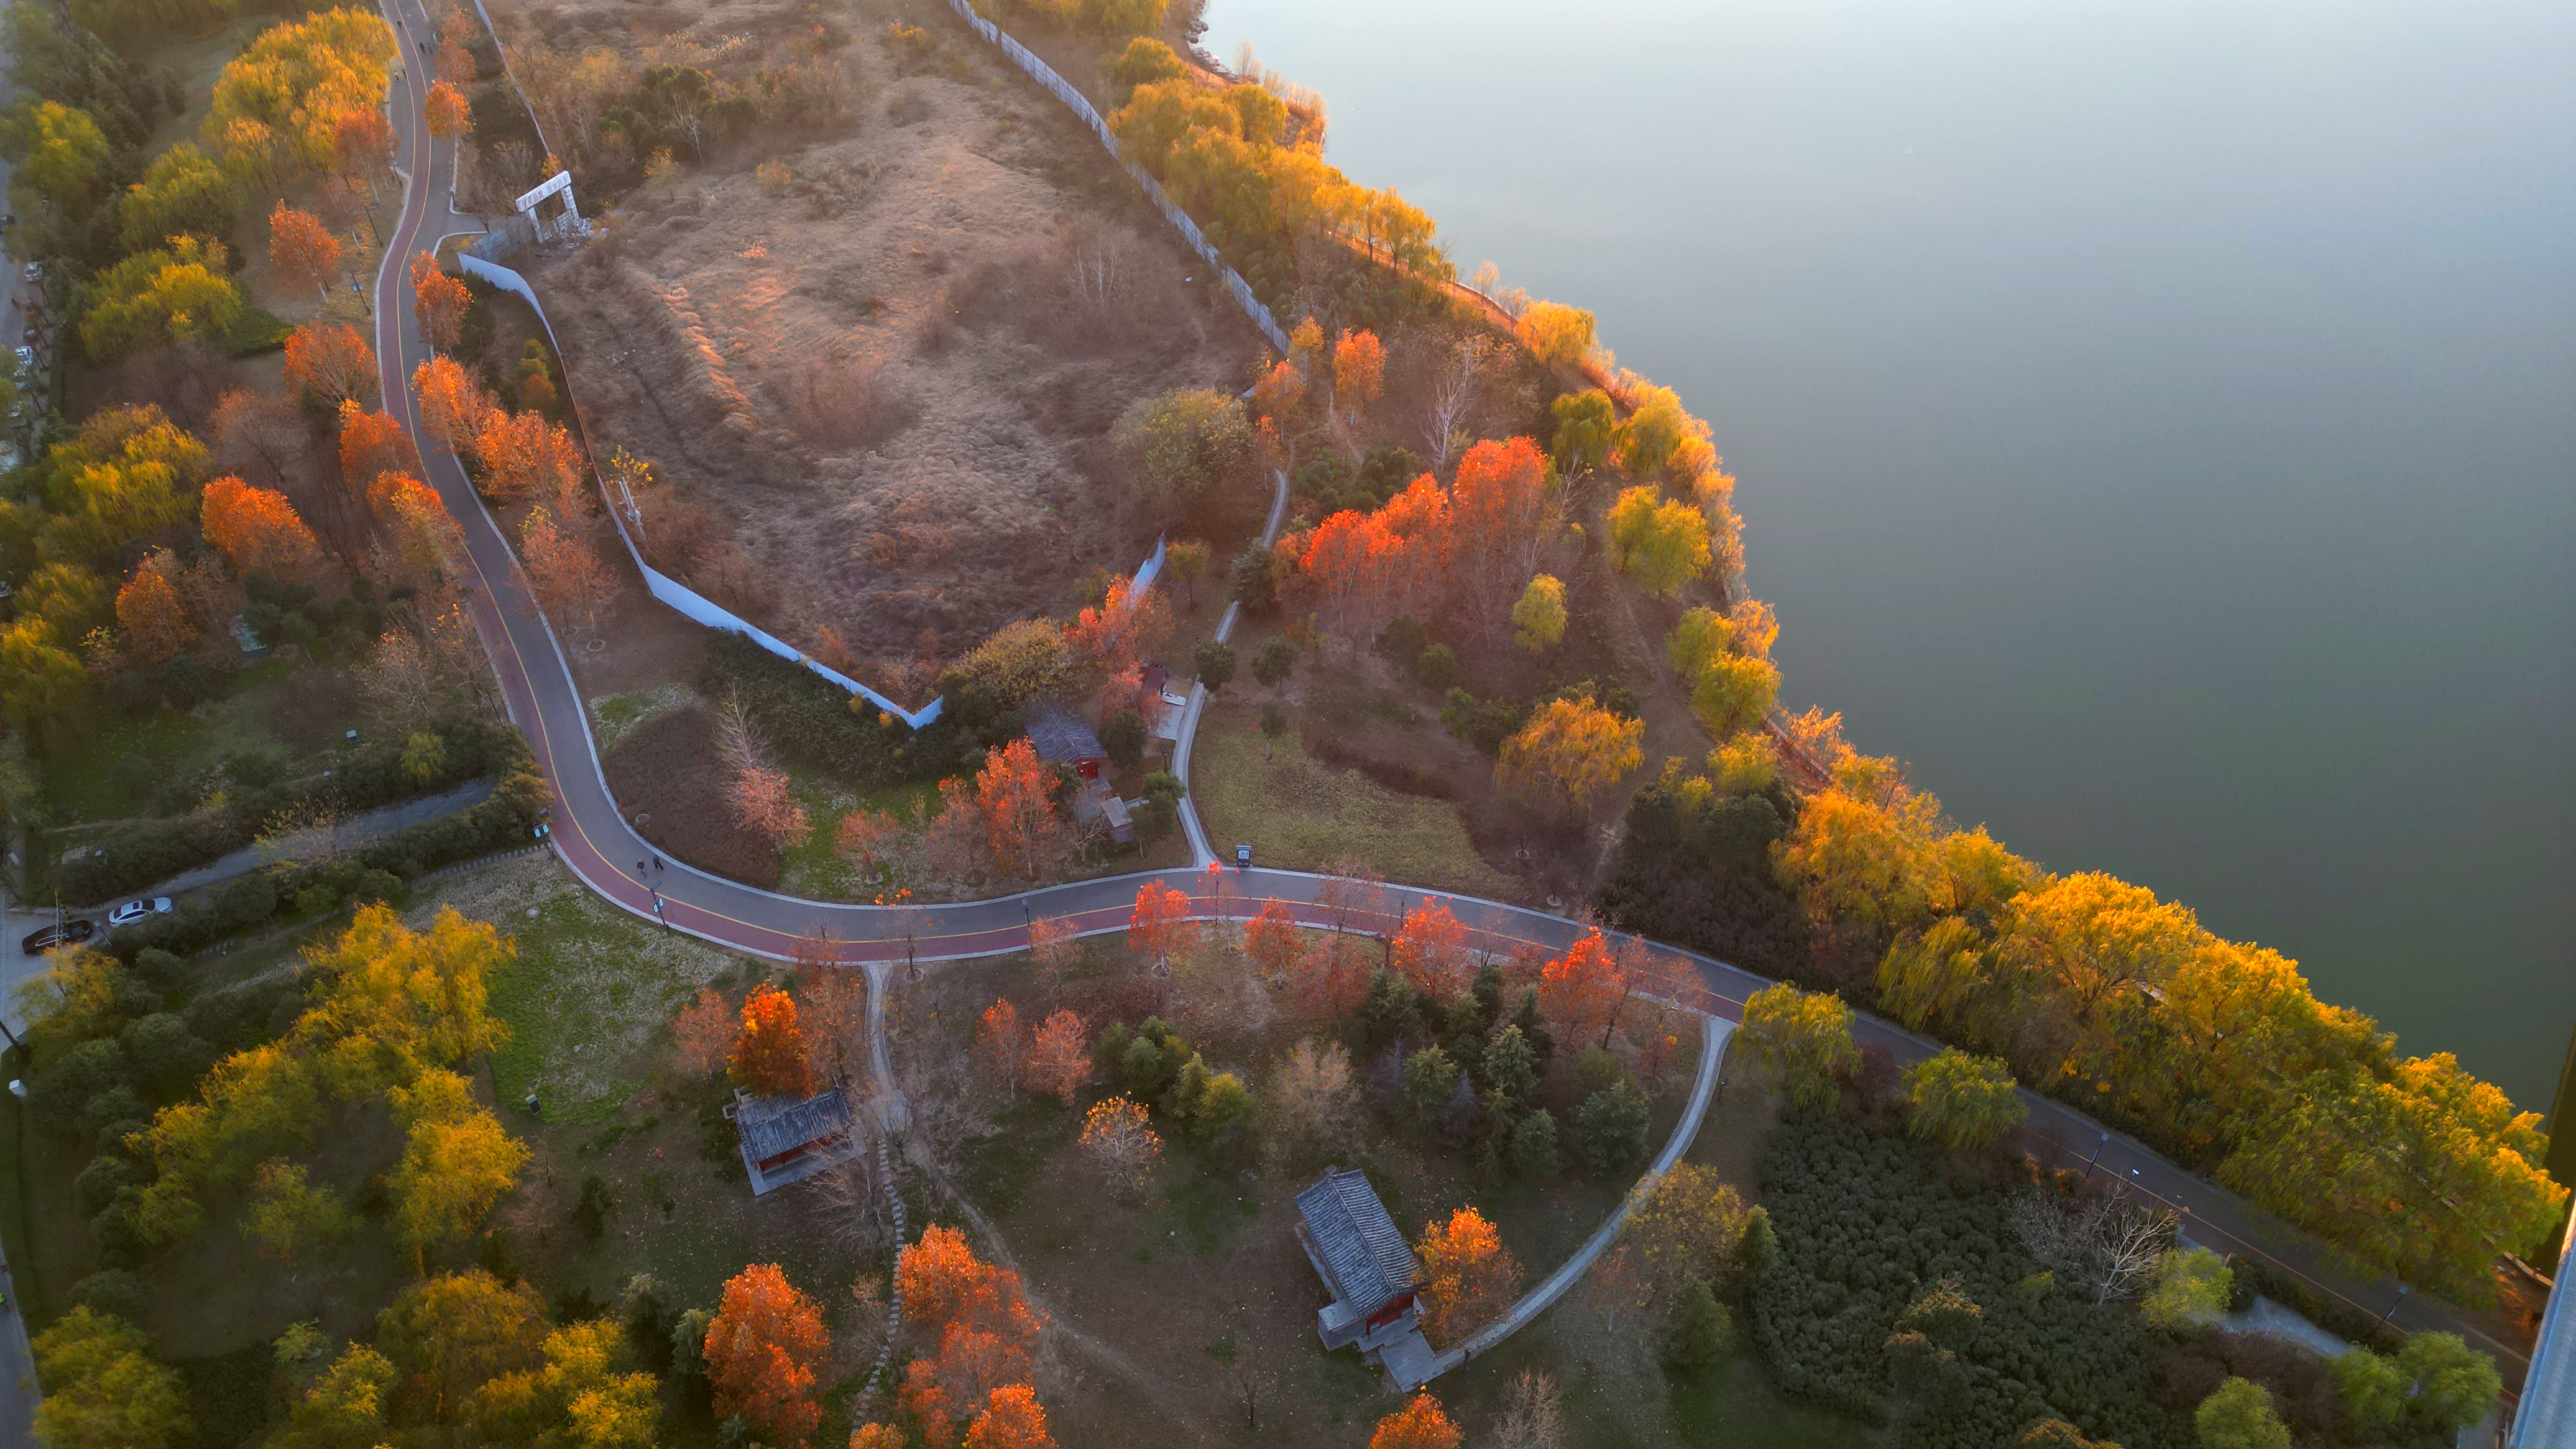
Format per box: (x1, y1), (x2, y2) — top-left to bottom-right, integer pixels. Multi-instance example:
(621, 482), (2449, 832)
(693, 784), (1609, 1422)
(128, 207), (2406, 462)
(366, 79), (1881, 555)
(1199, 0), (2576, 1108)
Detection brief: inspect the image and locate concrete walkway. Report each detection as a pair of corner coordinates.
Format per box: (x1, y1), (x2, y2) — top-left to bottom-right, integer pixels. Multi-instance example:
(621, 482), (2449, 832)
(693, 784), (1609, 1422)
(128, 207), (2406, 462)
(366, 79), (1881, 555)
(137, 777), (496, 900)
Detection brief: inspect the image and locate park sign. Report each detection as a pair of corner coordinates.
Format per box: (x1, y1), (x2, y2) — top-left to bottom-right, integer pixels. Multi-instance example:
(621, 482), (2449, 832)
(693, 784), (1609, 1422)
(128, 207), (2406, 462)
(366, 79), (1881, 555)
(514, 171), (574, 213)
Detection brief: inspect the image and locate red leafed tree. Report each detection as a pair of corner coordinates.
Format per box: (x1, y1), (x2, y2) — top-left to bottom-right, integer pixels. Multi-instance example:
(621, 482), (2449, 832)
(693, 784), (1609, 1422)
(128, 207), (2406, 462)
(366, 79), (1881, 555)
(203, 476), (329, 583)
(673, 986), (735, 1075)
(284, 320), (377, 408)
(116, 550), (199, 661)
(369, 474), (466, 581)
(732, 765), (810, 850)
(1389, 901), (1471, 1004)
(1448, 436), (1554, 637)
(338, 402), (418, 494)
(519, 506), (619, 635)
(411, 252), (471, 352)
(1243, 900), (1305, 986)
(965, 1383), (1054, 1449)
(1539, 930), (1629, 1048)
(975, 740), (1061, 881)
(1250, 358), (1304, 431)
(413, 356), (495, 454)
(332, 107), (395, 185)
(1127, 880), (1192, 963)
(1296, 508), (1398, 649)
(268, 203), (342, 300)
(424, 80), (471, 139)
(834, 808), (899, 878)
(923, 777), (992, 882)
(472, 408), (586, 512)
(973, 999), (1022, 1101)
(704, 1263), (829, 1448)
(730, 983), (814, 1097)
(896, 1225), (1044, 1448)
(1373, 474), (1456, 620)
(1026, 916), (1077, 1000)
(1022, 1009), (1089, 1106)
(1416, 1207), (1522, 1346)
(1333, 328), (1386, 417)
(1061, 577), (1173, 681)
(1369, 1393), (1463, 1449)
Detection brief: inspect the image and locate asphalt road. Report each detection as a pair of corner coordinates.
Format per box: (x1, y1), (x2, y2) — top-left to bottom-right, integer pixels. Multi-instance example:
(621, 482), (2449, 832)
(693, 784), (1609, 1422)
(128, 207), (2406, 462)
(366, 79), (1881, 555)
(367, 0), (2534, 1405)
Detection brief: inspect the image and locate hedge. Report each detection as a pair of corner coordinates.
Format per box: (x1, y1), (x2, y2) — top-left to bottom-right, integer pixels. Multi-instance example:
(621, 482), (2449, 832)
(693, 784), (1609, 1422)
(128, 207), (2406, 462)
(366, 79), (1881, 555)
(1748, 1118), (2182, 1449)
(53, 716), (517, 905)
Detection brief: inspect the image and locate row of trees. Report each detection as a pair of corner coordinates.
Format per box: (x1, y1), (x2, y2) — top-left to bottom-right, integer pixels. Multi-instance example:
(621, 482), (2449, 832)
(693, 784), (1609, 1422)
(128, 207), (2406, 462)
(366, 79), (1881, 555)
(1754, 735), (2569, 1301)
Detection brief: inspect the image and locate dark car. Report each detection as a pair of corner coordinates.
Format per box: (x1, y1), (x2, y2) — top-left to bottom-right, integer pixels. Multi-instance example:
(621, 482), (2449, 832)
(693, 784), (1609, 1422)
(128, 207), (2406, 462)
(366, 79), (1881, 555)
(19, 918), (96, 954)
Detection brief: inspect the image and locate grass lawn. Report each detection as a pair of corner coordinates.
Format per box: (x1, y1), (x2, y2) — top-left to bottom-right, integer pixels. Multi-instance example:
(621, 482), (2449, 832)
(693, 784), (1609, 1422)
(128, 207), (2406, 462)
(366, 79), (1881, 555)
(425, 852), (740, 1122)
(1193, 700), (1517, 900)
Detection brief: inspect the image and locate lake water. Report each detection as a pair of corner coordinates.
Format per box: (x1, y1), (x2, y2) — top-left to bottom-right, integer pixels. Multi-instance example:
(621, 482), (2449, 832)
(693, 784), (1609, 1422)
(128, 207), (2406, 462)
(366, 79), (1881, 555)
(1199, 0), (2576, 1108)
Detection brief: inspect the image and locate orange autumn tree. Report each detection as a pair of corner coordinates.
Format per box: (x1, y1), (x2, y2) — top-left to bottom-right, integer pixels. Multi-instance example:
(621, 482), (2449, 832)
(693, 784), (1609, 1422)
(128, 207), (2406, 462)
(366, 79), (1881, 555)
(413, 356), (496, 454)
(896, 1226), (1044, 1449)
(1496, 696), (1643, 818)
(116, 550), (200, 662)
(673, 986), (736, 1075)
(330, 107), (395, 188)
(730, 983), (813, 1097)
(1022, 1009), (1089, 1106)
(1333, 327), (1385, 418)
(519, 507), (618, 634)
(834, 808), (900, 879)
(1539, 930), (1629, 1048)
(1061, 576), (1172, 681)
(1447, 436), (1554, 637)
(1369, 1393), (1462, 1449)
(964, 1383), (1054, 1449)
(974, 740), (1061, 881)
(268, 201), (341, 300)
(1416, 1207), (1522, 1346)
(202, 476), (328, 583)
(704, 1263), (829, 1447)
(411, 252), (470, 351)
(284, 320), (376, 408)
(337, 402), (417, 493)
(368, 474), (465, 581)
(1127, 880), (1192, 963)
(473, 408), (585, 510)
(972, 999), (1022, 1101)
(1243, 900), (1306, 986)
(1389, 901), (1471, 1004)
(424, 79), (470, 139)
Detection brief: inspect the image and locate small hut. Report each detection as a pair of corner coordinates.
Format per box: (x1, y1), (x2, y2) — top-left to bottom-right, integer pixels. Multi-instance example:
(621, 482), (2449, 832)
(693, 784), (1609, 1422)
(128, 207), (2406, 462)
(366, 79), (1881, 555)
(1294, 1167), (1438, 1385)
(725, 1087), (861, 1195)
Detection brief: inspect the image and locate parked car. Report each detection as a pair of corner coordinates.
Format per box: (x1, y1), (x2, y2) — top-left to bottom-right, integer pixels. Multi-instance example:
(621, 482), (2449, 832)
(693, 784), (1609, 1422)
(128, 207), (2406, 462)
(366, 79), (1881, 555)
(106, 897), (172, 928)
(19, 919), (96, 954)
(19, 262), (40, 283)
(12, 346), (32, 372)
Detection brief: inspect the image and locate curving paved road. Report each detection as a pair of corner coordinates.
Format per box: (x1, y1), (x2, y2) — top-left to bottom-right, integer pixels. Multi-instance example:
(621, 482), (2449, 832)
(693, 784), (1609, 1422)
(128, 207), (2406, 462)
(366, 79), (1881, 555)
(367, 2), (2530, 1397)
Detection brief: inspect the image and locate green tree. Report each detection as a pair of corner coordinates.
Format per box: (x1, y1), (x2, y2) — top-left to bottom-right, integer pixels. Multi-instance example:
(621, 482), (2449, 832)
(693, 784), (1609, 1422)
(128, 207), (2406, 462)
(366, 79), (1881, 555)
(376, 1269), (549, 1425)
(2138, 1246), (2232, 1333)
(247, 1158), (356, 1262)
(29, 1307), (192, 1449)
(1482, 1024), (1539, 1103)
(79, 234), (250, 362)
(1252, 634), (1299, 687)
(1740, 983), (1859, 1114)
(1549, 390), (1614, 474)
(2329, 1349), (2409, 1436)
(1662, 1277), (1735, 1371)
(1506, 1107), (1558, 1177)
(1511, 574), (1565, 652)
(1606, 486), (1710, 598)
(1111, 388), (1256, 513)
(1104, 36), (1188, 103)
(1575, 1078), (1652, 1174)
(0, 100), (110, 220)
(1901, 1048), (2027, 1150)
(1194, 638), (1236, 693)
(116, 141), (244, 254)
(273, 1343), (398, 1449)
(2396, 1331), (2501, 1436)
(2194, 1377), (2289, 1449)
(1401, 1046), (1457, 1125)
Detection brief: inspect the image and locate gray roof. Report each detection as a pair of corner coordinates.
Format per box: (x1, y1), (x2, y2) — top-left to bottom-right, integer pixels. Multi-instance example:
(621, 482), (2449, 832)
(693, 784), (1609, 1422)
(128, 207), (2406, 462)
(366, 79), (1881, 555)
(1296, 1168), (1418, 1313)
(735, 1088), (850, 1160)
(1025, 708), (1105, 763)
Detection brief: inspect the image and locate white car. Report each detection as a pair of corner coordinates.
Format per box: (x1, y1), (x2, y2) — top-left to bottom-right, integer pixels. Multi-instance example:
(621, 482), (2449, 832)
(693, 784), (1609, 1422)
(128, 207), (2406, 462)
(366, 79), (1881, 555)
(107, 897), (172, 928)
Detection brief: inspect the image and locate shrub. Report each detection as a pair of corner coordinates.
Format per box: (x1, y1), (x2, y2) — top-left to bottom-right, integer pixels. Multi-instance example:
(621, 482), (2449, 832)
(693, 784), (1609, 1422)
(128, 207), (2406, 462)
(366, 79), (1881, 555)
(1574, 1080), (1650, 1175)
(1664, 1276), (1736, 1372)
(1100, 709), (1147, 768)
(71, 1268), (150, 1322)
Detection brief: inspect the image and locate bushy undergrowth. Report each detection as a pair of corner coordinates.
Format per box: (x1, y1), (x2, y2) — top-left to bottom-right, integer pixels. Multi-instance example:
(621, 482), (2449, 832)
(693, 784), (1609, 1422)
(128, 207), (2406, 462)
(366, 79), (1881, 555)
(1749, 1118), (2179, 1449)
(696, 631), (953, 783)
(1600, 772), (1811, 985)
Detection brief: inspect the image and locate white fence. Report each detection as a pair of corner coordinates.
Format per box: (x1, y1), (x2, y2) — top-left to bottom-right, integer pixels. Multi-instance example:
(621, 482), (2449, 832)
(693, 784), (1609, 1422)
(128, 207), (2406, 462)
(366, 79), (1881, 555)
(932, 0), (1292, 356)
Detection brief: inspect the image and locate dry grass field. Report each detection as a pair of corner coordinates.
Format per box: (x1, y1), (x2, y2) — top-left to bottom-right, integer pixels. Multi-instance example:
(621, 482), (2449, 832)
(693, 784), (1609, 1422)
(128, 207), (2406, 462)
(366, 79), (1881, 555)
(493, 0), (1266, 698)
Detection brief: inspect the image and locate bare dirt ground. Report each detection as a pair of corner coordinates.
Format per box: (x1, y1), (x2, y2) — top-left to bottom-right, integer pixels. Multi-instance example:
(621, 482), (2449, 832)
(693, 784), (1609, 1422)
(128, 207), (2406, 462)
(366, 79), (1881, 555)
(502, 0), (1266, 689)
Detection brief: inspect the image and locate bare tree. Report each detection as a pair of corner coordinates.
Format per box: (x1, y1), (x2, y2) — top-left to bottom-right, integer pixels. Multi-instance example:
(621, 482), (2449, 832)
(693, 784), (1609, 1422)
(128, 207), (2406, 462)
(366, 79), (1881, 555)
(2009, 1188), (2178, 1306)
(1491, 1368), (1567, 1449)
(1423, 334), (1496, 470)
(808, 1131), (897, 1257)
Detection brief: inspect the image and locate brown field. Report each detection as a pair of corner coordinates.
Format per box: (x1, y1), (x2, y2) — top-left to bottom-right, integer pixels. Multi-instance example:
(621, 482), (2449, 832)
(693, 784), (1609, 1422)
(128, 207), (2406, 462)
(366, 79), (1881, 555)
(496, 0), (1266, 689)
